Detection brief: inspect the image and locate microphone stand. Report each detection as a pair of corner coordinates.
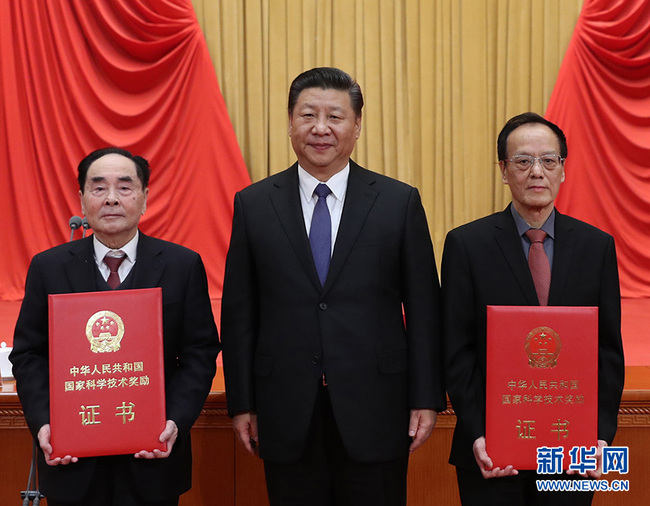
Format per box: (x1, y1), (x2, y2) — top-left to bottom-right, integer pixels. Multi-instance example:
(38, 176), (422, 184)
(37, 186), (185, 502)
(20, 214), (82, 504)
(20, 441), (44, 505)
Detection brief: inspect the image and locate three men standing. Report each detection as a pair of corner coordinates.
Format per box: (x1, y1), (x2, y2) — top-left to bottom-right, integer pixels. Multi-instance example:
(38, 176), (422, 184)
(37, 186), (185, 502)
(11, 69), (623, 506)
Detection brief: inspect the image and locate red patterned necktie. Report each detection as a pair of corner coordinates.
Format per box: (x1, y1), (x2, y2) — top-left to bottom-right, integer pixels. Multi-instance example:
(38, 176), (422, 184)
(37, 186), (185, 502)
(104, 253), (126, 289)
(525, 229), (550, 306)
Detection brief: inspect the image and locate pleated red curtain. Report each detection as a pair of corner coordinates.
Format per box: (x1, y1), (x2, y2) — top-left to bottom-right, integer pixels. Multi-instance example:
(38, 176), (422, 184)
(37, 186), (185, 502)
(0, 0), (250, 300)
(546, 0), (650, 298)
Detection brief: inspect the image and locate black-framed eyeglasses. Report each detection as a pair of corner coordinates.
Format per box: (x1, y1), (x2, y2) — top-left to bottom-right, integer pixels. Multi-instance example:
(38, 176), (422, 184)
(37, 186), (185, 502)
(506, 154), (564, 171)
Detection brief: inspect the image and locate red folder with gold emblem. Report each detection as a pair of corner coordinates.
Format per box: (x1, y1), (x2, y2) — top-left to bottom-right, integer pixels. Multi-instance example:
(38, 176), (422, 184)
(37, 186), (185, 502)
(48, 288), (166, 458)
(485, 306), (598, 470)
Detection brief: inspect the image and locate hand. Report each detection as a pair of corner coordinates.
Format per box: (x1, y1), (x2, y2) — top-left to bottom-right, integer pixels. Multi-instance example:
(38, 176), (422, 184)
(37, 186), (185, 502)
(408, 409), (437, 453)
(566, 440), (607, 479)
(473, 436), (518, 479)
(134, 420), (178, 459)
(38, 424), (78, 466)
(233, 411), (259, 456)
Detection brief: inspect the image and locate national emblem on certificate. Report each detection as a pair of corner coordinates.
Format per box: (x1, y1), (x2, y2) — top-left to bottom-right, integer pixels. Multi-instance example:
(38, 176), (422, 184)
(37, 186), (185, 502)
(48, 288), (166, 458)
(485, 305), (598, 470)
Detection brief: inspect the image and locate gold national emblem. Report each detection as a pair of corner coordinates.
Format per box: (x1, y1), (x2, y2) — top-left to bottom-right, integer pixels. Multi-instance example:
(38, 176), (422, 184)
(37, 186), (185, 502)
(524, 326), (561, 369)
(85, 310), (125, 353)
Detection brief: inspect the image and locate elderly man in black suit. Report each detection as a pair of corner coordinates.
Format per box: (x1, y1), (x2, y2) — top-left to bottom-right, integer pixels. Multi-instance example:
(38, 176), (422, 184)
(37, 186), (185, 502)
(221, 67), (445, 505)
(442, 112), (624, 505)
(11, 147), (220, 506)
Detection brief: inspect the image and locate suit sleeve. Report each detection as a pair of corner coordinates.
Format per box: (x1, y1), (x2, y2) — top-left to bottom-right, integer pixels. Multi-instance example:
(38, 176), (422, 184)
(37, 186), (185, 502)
(9, 255), (51, 438)
(164, 253), (220, 433)
(401, 188), (446, 411)
(441, 229), (486, 442)
(221, 192), (259, 417)
(597, 236), (625, 444)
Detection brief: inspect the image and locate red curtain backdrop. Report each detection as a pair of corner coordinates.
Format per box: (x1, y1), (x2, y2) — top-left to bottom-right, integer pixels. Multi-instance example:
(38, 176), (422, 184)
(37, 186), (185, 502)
(0, 0), (250, 301)
(546, 0), (650, 298)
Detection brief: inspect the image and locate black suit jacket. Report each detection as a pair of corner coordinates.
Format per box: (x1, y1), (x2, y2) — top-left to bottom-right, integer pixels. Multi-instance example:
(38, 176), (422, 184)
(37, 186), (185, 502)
(10, 233), (220, 502)
(441, 205), (625, 469)
(221, 161), (445, 463)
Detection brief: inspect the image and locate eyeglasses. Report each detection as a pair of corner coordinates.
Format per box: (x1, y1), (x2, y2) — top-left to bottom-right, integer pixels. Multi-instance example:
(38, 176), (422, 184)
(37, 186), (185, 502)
(506, 154), (564, 171)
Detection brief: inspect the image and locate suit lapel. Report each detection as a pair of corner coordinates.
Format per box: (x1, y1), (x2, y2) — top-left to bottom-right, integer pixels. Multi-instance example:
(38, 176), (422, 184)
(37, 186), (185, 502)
(324, 162), (378, 293)
(64, 233), (166, 291)
(132, 233), (165, 288)
(64, 236), (100, 292)
(548, 211), (574, 304)
(494, 206), (539, 305)
(269, 164), (323, 290)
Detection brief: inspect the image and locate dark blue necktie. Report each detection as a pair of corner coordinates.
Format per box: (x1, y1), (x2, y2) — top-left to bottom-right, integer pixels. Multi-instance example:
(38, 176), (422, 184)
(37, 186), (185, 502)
(309, 184), (332, 285)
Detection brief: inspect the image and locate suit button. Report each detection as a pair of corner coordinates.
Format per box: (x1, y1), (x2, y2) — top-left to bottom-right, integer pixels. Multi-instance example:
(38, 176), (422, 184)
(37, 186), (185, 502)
(312, 355), (321, 364)
(319, 303), (328, 310)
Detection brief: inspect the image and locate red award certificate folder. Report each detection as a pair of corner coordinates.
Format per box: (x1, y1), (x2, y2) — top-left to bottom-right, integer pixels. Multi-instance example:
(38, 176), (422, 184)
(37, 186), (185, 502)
(485, 305), (598, 470)
(48, 288), (166, 458)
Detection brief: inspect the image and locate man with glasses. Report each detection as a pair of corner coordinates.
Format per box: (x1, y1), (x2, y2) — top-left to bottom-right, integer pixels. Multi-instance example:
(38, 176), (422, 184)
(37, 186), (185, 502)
(441, 112), (624, 505)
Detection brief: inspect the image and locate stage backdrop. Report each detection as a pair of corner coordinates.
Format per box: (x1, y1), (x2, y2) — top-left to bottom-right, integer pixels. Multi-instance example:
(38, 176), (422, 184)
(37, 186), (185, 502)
(0, 0), (250, 301)
(547, 0), (650, 298)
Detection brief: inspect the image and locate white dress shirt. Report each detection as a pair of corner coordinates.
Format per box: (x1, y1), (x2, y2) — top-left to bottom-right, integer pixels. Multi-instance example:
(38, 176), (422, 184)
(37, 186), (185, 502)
(93, 231), (139, 283)
(298, 164), (349, 255)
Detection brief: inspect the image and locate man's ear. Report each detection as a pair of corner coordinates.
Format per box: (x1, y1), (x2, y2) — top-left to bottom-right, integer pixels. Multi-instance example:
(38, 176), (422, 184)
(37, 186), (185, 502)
(141, 187), (149, 216)
(499, 160), (508, 184)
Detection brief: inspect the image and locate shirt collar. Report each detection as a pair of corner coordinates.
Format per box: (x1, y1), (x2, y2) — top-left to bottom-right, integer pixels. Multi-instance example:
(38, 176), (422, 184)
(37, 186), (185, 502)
(93, 231), (139, 264)
(511, 205), (556, 240)
(298, 163), (350, 203)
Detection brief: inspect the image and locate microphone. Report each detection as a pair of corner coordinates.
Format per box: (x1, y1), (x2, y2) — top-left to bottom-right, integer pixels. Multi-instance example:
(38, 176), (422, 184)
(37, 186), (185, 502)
(69, 216), (82, 242)
(81, 217), (90, 238)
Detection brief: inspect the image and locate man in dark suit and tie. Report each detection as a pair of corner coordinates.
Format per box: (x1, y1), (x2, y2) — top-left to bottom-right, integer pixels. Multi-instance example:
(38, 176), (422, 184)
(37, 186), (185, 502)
(442, 113), (625, 505)
(10, 147), (220, 505)
(221, 67), (445, 505)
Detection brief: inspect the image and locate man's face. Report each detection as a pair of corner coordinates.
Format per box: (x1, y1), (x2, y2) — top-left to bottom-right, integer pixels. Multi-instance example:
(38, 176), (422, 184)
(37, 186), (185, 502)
(79, 153), (148, 248)
(499, 123), (565, 217)
(289, 87), (361, 179)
